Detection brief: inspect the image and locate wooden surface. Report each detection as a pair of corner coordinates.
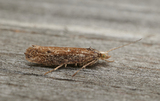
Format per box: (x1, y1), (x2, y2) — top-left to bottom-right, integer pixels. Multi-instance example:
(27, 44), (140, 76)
(0, 0), (160, 101)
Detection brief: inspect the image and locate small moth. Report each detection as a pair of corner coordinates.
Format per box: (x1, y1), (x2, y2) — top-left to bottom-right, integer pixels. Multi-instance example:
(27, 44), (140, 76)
(24, 39), (141, 76)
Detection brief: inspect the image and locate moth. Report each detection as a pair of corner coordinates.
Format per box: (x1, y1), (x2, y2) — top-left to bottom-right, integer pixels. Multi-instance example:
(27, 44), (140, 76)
(24, 39), (141, 77)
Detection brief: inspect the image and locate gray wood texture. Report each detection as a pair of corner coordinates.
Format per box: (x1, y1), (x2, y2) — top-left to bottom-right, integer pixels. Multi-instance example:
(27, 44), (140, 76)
(0, 0), (160, 101)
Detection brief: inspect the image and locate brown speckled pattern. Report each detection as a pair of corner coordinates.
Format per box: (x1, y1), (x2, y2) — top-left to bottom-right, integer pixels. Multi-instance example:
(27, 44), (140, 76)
(24, 45), (100, 66)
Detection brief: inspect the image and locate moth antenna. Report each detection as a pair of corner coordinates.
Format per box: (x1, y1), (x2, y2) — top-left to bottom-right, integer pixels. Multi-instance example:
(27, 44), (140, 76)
(106, 38), (142, 53)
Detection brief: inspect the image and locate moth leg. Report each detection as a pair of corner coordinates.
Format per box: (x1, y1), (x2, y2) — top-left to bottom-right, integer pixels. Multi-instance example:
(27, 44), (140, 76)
(88, 60), (98, 66)
(72, 60), (97, 77)
(65, 64), (67, 67)
(105, 60), (114, 62)
(44, 64), (64, 75)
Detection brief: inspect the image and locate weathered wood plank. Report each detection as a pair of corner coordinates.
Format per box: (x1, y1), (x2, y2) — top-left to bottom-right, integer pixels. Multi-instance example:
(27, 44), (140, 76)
(0, 0), (160, 101)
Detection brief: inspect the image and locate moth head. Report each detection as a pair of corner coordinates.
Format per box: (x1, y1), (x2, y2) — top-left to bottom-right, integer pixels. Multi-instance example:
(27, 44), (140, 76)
(99, 52), (111, 60)
(99, 38), (142, 61)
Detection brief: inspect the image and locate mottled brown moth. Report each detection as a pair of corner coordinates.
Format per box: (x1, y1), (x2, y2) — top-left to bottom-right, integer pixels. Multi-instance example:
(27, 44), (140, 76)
(24, 39), (141, 77)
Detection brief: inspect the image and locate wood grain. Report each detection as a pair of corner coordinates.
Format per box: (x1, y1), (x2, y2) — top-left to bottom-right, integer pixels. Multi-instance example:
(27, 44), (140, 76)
(0, 0), (160, 101)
